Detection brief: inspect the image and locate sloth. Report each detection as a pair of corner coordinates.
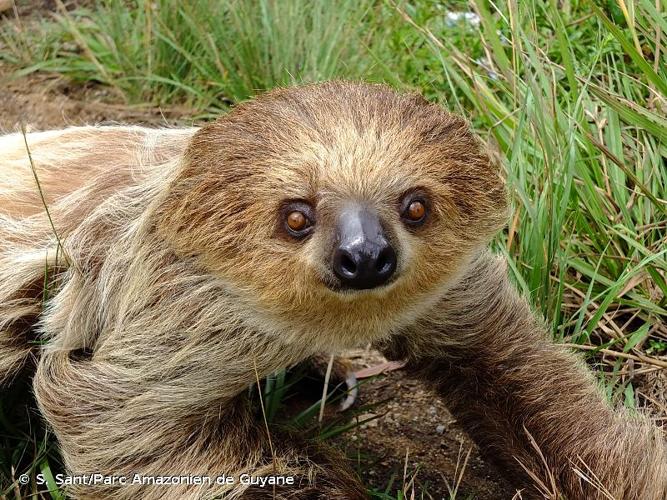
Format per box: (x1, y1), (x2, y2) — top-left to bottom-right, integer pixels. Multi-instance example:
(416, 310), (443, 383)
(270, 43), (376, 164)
(0, 81), (665, 499)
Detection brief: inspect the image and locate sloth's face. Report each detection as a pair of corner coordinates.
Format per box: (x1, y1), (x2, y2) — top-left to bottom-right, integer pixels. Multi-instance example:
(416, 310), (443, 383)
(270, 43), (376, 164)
(278, 192), (425, 292)
(160, 82), (507, 347)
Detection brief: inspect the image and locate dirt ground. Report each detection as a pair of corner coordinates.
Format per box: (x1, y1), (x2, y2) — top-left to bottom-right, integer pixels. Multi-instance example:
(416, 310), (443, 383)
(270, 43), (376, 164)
(0, 63), (518, 499)
(332, 350), (515, 499)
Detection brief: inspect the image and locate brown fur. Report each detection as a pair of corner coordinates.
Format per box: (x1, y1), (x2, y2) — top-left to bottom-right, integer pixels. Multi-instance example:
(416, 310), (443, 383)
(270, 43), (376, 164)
(0, 81), (664, 499)
(377, 251), (667, 499)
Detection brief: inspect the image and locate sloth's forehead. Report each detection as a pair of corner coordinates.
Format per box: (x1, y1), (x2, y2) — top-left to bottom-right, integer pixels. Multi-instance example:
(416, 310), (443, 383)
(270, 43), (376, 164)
(212, 84), (460, 204)
(265, 123), (430, 201)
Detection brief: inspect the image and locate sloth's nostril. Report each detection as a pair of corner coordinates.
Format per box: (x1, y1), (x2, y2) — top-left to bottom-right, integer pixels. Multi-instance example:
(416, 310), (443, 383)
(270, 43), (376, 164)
(340, 253), (357, 276)
(376, 248), (392, 274)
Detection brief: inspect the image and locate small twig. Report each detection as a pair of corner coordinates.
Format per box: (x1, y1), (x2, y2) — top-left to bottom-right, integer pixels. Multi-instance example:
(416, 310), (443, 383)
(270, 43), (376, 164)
(318, 354), (335, 423)
(637, 390), (667, 417)
(402, 448), (410, 497)
(518, 426), (559, 499)
(562, 343), (667, 369)
(571, 456), (616, 500)
(252, 357), (277, 498)
(447, 443), (472, 498)
(20, 123), (73, 268)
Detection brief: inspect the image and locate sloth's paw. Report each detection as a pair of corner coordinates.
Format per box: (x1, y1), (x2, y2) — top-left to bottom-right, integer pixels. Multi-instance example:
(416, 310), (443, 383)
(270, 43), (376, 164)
(292, 353), (358, 411)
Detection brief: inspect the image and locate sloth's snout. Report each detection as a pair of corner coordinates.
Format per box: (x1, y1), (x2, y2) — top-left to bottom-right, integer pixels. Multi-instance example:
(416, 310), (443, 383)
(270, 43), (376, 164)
(332, 205), (397, 290)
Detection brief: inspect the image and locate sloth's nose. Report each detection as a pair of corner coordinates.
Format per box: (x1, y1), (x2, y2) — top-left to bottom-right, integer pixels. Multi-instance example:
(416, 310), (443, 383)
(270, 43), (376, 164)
(333, 243), (397, 290)
(332, 205), (397, 290)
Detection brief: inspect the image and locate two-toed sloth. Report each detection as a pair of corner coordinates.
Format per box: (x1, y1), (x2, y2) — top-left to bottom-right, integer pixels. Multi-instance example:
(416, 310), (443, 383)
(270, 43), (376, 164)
(0, 82), (665, 499)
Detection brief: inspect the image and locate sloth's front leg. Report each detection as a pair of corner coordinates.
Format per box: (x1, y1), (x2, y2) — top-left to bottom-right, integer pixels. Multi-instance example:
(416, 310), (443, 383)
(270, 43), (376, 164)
(33, 350), (367, 499)
(377, 251), (667, 500)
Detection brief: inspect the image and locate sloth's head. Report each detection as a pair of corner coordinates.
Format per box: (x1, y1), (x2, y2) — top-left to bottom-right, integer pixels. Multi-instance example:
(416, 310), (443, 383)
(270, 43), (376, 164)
(159, 82), (507, 347)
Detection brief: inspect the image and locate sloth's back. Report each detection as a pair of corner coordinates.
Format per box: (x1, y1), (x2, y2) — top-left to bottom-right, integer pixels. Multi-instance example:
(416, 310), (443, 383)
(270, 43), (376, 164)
(0, 125), (199, 384)
(0, 125), (198, 220)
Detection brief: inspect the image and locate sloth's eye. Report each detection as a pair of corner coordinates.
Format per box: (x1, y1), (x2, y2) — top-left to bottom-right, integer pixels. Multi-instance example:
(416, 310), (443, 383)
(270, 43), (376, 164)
(406, 201), (425, 221)
(283, 202), (315, 238)
(400, 194), (428, 227)
(287, 211), (308, 231)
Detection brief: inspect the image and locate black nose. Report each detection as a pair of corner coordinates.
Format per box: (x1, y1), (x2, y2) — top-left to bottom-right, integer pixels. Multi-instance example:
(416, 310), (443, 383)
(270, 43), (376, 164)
(333, 243), (397, 289)
(332, 205), (397, 290)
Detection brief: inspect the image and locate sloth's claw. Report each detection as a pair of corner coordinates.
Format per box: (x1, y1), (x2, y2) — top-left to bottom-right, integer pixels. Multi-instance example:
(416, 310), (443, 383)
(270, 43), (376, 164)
(292, 353), (359, 411)
(339, 371), (358, 411)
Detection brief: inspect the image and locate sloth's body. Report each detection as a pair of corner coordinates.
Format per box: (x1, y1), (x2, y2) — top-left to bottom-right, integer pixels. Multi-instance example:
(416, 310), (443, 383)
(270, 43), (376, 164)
(0, 82), (665, 499)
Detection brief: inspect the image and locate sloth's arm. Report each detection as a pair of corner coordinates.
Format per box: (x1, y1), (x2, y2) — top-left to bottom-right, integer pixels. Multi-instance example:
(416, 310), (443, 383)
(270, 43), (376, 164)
(34, 349), (368, 500)
(378, 251), (667, 499)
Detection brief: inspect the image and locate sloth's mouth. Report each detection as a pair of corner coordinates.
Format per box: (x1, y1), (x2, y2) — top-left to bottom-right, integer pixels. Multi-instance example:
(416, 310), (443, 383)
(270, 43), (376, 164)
(321, 274), (399, 295)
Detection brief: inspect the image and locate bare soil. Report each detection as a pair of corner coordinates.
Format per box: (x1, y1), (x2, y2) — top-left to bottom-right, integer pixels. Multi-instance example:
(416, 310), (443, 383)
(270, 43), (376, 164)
(0, 66), (191, 131)
(0, 66), (516, 499)
(333, 350), (515, 499)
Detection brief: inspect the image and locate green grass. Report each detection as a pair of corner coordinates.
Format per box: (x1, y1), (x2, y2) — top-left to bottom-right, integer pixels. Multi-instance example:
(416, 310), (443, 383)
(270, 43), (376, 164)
(1, 0), (666, 498)
(409, 1), (667, 407)
(1, 0), (389, 112)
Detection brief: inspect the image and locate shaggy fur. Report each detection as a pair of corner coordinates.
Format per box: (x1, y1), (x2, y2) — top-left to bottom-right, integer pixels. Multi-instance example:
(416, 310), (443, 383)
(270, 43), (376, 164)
(0, 81), (665, 499)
